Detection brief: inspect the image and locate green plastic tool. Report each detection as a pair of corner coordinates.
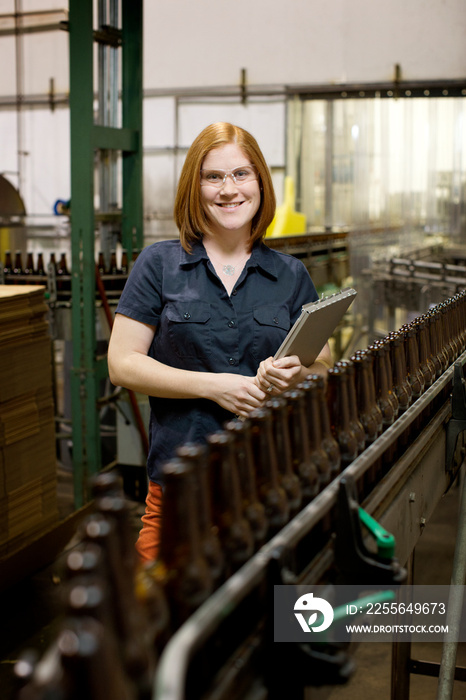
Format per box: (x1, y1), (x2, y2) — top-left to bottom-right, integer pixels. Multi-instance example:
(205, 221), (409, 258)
(358, 507), (396, 559)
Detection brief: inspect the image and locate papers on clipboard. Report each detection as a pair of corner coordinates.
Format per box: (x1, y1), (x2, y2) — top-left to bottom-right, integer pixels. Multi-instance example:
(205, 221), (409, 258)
(274, 287), (357, 366)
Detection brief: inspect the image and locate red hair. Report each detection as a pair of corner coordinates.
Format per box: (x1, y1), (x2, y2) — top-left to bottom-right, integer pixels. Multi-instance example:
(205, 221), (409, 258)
(174, 122), (276, 252)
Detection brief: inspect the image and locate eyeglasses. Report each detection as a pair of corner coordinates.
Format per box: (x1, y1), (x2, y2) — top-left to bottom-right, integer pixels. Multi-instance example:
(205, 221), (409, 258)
(200, 164), (258, 188)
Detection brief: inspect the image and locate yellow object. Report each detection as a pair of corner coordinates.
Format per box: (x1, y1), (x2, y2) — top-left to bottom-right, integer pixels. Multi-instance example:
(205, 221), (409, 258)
(266, 176), (307, 237)
(0, 227), (11, 256)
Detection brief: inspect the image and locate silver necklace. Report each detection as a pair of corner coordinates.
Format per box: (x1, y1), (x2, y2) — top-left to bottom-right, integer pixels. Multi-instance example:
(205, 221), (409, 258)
(209, 252), (250, 276)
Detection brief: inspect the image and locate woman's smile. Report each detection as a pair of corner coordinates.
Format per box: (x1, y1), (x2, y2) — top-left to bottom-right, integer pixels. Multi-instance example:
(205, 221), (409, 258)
(215, 201), (245, 210)
(201, 143), (261, 238)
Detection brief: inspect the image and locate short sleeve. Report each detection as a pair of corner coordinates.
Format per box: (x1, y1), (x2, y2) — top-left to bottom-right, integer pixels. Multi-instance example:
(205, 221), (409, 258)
(116, 244), (163, 326)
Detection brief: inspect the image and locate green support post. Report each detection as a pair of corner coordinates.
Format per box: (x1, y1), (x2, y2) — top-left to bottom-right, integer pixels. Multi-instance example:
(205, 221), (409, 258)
(122, 0), (144, 255)
(68, 0), (143, 507)
(69, 0), (100, 507)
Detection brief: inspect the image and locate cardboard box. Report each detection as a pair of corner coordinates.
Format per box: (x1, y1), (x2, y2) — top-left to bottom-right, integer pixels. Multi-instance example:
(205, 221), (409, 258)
(0, 286), (58, 557)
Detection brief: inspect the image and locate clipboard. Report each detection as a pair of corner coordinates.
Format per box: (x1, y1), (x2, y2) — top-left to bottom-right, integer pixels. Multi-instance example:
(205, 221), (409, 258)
(274, 287), (357, 366)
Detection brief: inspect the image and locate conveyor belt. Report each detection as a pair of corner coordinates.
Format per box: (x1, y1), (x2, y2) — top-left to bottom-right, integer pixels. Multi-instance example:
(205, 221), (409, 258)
(153, 356), (465, 700)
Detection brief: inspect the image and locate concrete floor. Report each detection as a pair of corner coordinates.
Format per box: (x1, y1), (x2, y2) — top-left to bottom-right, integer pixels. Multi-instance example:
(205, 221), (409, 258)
(0, 472), (465, 700)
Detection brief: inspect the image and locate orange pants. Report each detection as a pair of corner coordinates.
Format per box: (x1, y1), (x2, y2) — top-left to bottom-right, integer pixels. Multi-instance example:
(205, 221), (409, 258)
(135, 480), (163, 564)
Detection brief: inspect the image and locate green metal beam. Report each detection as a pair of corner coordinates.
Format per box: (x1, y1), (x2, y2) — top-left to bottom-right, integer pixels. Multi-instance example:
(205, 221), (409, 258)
(69, 0), (101, 507)
(121, 0), (144, 254)
(93, 125), (139, 152)
(68, 0), (143, 508)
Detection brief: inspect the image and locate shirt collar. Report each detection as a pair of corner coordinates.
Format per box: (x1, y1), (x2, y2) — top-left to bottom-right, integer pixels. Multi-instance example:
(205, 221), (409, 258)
(179, 239), (278, 279)
(249, 242), (278, 279)
(179, 240), (208, 267)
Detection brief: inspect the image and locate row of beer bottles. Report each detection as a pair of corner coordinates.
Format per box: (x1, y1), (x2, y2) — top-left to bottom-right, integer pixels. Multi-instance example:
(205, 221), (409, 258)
(13, 295), (466, 698)
(147, 376), (341, 631)
(15, 472), (169, 700)
(147, 292), (466, 629)
(2, 249), (140, 280)
(12, 384), (342, 700)
(327, 290), (466, 476)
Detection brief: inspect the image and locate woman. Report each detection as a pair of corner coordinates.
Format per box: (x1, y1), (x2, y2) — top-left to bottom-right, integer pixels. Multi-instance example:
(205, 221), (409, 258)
(108, 122), (332, 563)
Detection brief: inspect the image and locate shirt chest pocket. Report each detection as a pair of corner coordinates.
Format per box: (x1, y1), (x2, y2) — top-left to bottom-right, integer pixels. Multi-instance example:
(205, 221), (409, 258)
(165, 301), (212, 359)
(252, 305), (290, 360)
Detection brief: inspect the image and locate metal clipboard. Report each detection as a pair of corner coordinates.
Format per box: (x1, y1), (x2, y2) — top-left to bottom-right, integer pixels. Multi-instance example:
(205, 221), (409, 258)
(274, 287), (357, 366)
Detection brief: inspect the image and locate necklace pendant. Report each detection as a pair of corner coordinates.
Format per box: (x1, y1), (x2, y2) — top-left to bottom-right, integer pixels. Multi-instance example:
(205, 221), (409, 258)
(223, 264), (235, 276)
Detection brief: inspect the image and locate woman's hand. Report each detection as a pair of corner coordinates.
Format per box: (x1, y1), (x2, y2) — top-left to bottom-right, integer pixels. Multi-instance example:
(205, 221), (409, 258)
(255, 355), (303, 396)
(108, 315), (267, 416)
(211, 373), (268, 417)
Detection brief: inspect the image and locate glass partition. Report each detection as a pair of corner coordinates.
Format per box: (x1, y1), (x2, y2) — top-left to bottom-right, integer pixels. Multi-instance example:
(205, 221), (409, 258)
(287, 96), (466, 242)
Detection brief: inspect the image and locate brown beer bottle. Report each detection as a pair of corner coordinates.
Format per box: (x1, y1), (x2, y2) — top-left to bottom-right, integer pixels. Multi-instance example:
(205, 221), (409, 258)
(388, 331), (412, 413)
(379, 336), (399, 419)
(356, 350), (384, 435)
(297, 380), (332, 488)
(92, 475), (137, 579)
(58, 252), (69, 274)
(62, 544), (118, 644)
(154, 457), (213, 630)
(63, 572), (116, 641)
(372, 339), (398, 473)
(266, 396), (303, 516)
(57, 252), (70, 292)
(282, 389), (319, 504)
(207, 431), (254, 575)
(388, 329), (414, 456)
(401, 323), (425, 400)
(3, 249), (12, 275)
(452, 296), (462, 356)
(91, 469), (122, 496)
(224, 418), (269, 551)
(413, 316), (435, 390)
(134, 562), (171, 656)
(434, 305), (450, 373)
(439, 302), (456, 366)
(457, 291), (466, 352)
(349, 353), (380, 444)
(454, 295), (464, 355)
(120, 249), (129, 274)
(176, 443), (224, 588)
(336, 360), (366, 453)
(36, 252), (46, 276)
(108, 250), (118, 275)
(80, 512), (154, 689)
(369, 342), (396, 428)
(326, 366), (358, 468)
(249, 407), (290, 536)
(311, 373), (341, 478)
(49, 252), (58, 274)
(424, 310), (441, 379)
(63, 546), (147, 678)
(449, 296), (461, 356)
(24, 252), (34, 276)
(446, 298), (456, 353)
(445, 299), (460, 360)
(107, 250), (118, 292)
(97, 250), (106, 276)
(58, 616), (137, 700)
(64, 541), (106, 582)
(13, 250), (23, 277)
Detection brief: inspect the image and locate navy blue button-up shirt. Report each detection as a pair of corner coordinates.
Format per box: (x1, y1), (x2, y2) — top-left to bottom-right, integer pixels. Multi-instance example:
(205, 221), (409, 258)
(116, 239), (318, 484)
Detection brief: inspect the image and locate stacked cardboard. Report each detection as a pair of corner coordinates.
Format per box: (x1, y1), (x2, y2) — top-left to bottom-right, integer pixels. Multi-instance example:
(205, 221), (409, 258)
(0, 285), (58, 557)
